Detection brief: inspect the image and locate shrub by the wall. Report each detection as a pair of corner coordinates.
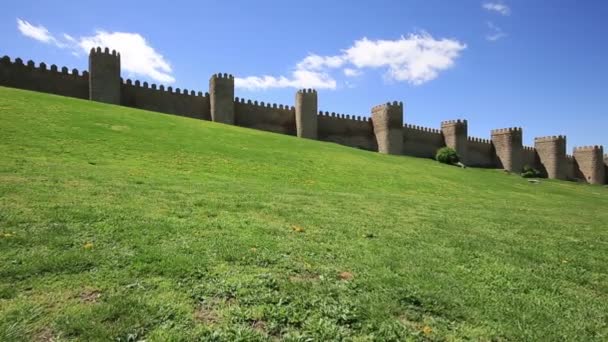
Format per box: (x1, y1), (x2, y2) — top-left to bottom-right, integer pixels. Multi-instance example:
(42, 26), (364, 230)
(521, 165), (542, 178)
(435, 147), (459, 165)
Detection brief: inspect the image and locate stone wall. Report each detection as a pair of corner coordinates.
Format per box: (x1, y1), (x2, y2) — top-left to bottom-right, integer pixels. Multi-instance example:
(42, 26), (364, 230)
(467, 137), (494, 167)
(403, 124), (444, 159)
(121, 80), (210, 120)
(0, 56), (89, 100)
(317, 112), (376, 151)
(234, 98), (296, 135)
(1, 47), (606, 185)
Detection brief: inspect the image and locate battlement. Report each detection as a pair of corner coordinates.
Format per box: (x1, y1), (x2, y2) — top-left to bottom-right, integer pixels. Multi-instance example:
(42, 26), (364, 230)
(1, 47), (606, 185)
(534, 135), (566, 142)
(89, 47), (120, 58)
(236, 97), (294, 111)
(210, 73), (234, 80)
(371, 101), (403, 113)
(441, 119), (468, 127)
(1, 56), (88, 78)
(297, 88), (317, 94)
(404, 124), (441, 134)
(123, 78), (207, 97)
(573, 145), (603, 152)
(319, 111), (369, 122)
(468, 136), (491, 144)
(491, 127), (522, 135)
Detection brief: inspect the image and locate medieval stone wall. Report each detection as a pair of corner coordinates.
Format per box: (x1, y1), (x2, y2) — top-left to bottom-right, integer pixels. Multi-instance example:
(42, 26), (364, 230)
(403, 124), (444, 159)
(1, 47), (606, 185)
(0, 56), (89, 100)
(467, 137), (494, 167)
(234, 98), (296, 135)
(317, 112), (376, 151)
(121, 80), (211, 120)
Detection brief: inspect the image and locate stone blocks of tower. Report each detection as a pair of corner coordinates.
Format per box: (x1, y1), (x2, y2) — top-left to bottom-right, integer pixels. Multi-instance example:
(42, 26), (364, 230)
(573, 145), (605, 184)
(371, 101), (403, 155)
(605, 154), (608, 184)
(491, 127), (523, 172)
(295, 89), (318, 139)
(534, 136), (567, 180)
(88, 47), (121, 104)
(441, 119), (468, 163)
(209, 73), (235, 124)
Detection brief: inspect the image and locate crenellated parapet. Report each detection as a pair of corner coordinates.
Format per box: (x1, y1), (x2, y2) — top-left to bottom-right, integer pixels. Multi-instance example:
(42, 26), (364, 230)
(371, 101), (404, 155)
(295, 88), (318, 139)
(491, 127), (523, 172)
(1, 55), (90, 99)
(318, 111), (370, 122)
(441, 119), (468, 163)
(89, 47), (121, 104)
(573, 145), (605, 184)
(124, 78), (208, 97)
(209, 73), (235, 124)
(1, 47), (607, 185)
(534, 135), (567, 180)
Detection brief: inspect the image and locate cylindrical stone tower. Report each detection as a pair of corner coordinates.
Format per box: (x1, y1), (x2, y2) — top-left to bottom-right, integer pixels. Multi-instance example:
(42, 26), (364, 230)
(491, 127), (523, 172)
(89, 47), (121, 105)
(534, 136), (567, 180)
(371, 101), (403, 155)
(295, 88), (318, 139)
(441, 119), (468, 163)
(573, 145), (605, 184)
(209, 73), (235, 125)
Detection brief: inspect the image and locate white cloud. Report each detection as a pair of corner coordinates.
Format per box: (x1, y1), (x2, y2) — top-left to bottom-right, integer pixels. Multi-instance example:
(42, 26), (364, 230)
(79, 31), (174, 83)
(17, 18), (66, 48)
(16, 18), (175, 83)
(486, 21), (507, 41)
(236, 32), (466, 90)
(235, 70), (337, 90)
(482, 2), (511, 16)
(343, 68), (362, 77)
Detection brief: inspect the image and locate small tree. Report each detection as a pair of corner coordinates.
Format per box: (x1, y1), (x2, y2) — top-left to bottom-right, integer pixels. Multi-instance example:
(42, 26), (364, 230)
(435, 147), (460, 165)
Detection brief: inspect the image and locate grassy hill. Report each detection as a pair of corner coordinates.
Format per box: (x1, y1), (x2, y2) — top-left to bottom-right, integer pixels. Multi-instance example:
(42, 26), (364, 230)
(1, 86), (607, 341)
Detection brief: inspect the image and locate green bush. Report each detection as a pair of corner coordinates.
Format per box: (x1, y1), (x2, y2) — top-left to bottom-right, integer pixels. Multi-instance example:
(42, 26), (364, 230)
(435, 147), (460, 165)
(521, 165), (542, 178)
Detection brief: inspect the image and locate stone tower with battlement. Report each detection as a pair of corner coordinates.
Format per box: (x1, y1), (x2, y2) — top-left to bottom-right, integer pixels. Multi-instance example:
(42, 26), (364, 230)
(573, 145), (605, 184)
(441, 119), (468, 163)
(491, 127), (523, 172)
(371, 101), (403, 155)
(295, 89), (318, 139)
(209, 73), (235, 124)
(88, 47), (121, 104)
(534, 136), (567, 180)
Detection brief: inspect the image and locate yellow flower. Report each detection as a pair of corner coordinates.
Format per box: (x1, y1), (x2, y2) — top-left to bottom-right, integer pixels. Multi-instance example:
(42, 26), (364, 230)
(292, 225), (305, 233)
(83, 242), (94, 249)
(422, 325), (432, 335)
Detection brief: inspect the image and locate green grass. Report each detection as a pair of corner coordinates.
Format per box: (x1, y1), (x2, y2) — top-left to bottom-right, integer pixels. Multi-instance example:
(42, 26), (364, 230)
(1, 86), (607, 341)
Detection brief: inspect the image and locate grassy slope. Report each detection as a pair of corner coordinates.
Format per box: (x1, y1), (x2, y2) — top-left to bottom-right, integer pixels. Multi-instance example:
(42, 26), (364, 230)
(0, 86), (607, 341)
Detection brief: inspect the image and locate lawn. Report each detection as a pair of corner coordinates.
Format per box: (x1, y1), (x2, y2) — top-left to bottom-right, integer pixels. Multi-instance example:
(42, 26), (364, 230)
(1, 86), (607, 341)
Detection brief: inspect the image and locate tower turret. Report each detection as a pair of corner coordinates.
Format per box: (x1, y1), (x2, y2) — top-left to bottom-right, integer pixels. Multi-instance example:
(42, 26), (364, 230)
(491, 127), (523, 172)
(295, 89), (318, 139)
(534, 135), (567, 180)
(209, 73), (235, 124)
(88, 47), (121, 104)
(371, 101), (403, 155)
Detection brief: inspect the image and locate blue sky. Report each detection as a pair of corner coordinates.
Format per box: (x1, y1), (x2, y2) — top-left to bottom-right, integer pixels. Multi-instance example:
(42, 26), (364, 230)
(1, 0), (607, 150)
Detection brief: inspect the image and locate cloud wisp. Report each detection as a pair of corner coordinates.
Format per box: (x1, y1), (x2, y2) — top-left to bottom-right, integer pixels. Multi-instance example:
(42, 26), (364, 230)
(482, 2), (511, 16)
(236, 33), (467, 91)
(16, 18), (174, 83)
(486, 21), (507, 41)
